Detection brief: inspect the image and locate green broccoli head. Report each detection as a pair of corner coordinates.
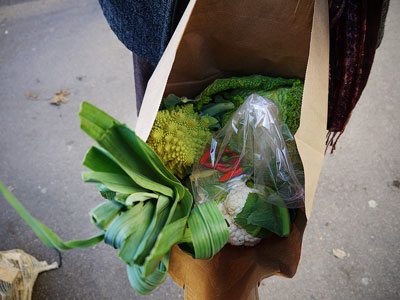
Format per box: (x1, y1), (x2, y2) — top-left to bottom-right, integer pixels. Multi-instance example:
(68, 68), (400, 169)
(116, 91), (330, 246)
(147, 104), (211, 178)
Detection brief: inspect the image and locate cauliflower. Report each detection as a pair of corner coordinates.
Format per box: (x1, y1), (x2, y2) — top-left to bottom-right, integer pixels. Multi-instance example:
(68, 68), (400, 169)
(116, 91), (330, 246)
(218, 181), (261, 246)
(147, 105), (212, 178)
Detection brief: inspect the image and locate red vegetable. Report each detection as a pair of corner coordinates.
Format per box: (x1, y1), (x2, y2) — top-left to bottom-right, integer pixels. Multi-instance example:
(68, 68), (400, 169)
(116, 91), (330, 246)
(199, 147), (242, 173)
(219, 167), (244, 183)
(199, 150), (211, 164)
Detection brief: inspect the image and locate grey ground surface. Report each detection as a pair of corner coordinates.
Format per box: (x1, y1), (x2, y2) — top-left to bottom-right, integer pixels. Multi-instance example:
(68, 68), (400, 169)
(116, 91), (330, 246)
(0, 0), (398, 299)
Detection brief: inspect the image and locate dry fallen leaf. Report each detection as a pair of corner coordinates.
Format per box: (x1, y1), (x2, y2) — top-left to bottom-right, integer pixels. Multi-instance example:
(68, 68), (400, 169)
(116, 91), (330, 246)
(332, 248), (348, 259)
(24, 92), (39, 100)
(50, 89), (70, 105)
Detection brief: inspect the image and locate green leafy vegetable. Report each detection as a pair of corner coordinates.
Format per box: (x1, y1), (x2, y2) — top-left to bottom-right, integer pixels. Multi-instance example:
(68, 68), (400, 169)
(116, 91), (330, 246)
(196, 75), (303, 133)
(127, 257), (169, 295)
(90, 201), (123, 230)
(200, 102), (235, 117)
(234, 193), (291, 238)
(187, 201), (229, 259)
(162, 94), (197, 108)
(0, 181), (105, 250)
(0, 101), (230, 295)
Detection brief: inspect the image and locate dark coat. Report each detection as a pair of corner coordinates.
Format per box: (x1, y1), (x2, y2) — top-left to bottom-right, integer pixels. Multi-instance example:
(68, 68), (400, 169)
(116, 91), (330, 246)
(98, 0), (188, 66)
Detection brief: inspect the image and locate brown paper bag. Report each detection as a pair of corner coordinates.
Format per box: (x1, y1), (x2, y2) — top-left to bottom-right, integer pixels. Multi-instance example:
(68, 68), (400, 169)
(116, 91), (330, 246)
(136, 0), (328, 299)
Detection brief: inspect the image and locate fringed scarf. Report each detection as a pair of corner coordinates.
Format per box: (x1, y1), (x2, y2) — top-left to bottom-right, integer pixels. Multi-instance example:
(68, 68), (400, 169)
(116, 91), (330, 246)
(327, 0), (389, 153)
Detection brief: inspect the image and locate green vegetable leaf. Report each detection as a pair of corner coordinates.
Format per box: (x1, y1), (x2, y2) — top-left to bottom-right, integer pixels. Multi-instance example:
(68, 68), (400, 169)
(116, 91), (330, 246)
(0, 181), (104, 250)
(99, 126), (175, 197)
(127, 256), (169, 295)
(133, 195), (171, 265)
(116, 125), (185, 199)
(233, 193), (271, 238)
(90, 201), (123, 230)
(104, 202), (147, 249)
(196, 75), (299, 109)
(96, 184), (117, 200)
(125, 192), (159, 205)
(83, 146), (126, 175)
(142, 216), (187, 276)
(80, 102), (175, 197)
(141, 189), (192, 276)
(79, 101), (118, 142)
(118, 201), (155, 264)
(235, 193), (291, 237)
(82, 171), (150, 195)
(201, 102), (235, 117)
(195, 75), (303, 133)
(162, 94), (195, 108)
(187, 201), (229, 259)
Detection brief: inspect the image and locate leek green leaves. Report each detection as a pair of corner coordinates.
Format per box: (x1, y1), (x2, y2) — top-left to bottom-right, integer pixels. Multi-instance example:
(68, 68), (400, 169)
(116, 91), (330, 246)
(0, 101), (229, 295)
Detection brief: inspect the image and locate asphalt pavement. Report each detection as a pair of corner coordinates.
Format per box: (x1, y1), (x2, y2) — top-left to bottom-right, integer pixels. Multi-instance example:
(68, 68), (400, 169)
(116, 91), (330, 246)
(0, 1), (399, 299)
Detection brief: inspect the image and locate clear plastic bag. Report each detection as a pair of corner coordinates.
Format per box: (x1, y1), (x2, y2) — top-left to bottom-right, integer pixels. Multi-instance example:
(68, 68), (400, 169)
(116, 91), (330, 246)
(190, 93), (304, 208)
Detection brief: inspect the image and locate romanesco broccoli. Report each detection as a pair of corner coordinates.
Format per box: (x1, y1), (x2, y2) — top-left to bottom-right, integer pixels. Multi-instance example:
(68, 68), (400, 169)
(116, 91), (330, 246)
(147, 105), (212, 178)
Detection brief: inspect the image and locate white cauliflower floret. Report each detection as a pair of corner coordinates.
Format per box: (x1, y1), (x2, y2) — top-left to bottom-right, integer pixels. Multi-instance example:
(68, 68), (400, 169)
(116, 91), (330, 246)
(218, 181), (261, 247)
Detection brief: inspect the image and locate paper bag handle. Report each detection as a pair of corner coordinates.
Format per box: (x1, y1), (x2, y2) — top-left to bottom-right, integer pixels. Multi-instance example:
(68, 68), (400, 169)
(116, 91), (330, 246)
(135, 0), (197, 141)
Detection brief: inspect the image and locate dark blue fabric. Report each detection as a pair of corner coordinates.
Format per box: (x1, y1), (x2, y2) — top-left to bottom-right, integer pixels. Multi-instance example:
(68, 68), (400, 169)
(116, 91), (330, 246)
(98, 0), (177, 65)
(133, 53), (155, 113)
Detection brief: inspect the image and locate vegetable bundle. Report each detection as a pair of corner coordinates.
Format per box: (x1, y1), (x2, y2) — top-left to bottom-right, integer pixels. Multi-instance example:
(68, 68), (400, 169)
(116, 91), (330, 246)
(190, 93), (304, 246)
(0, 102), (229, 295)
(1, 75), (305, 295)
